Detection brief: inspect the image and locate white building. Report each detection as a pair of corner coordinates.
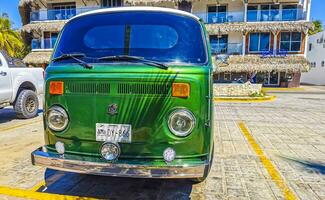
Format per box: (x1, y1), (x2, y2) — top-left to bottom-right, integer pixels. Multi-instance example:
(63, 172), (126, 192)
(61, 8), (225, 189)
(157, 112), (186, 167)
(19, 0), (312, 87)
(301, 31), (325, 85)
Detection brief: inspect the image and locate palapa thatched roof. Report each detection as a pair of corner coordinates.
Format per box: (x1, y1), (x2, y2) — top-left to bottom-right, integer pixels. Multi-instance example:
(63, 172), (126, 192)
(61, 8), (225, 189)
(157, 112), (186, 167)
(22, 21), (66, 34)
(206, 21), (314, 35)
(18, 0), (37, 25)
(23, 51), (52, 65)
(214, 55), (310, 73)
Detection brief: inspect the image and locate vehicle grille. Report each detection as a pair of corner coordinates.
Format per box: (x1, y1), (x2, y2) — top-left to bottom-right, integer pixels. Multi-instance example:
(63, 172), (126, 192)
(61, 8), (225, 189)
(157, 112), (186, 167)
(65, 81), (110, 95)
(118, 83), (171, 95)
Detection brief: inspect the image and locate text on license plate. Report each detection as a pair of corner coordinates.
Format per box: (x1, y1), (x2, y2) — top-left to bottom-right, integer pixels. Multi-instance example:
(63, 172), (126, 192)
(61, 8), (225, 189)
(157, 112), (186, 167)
(96, 123), (132, 143)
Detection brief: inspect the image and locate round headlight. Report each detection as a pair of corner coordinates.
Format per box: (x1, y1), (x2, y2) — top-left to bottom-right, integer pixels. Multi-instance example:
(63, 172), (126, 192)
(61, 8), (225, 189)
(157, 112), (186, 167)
(47, 106), (69, 131)
(168, 109), (196, 137)
(100, 142), (120, 161)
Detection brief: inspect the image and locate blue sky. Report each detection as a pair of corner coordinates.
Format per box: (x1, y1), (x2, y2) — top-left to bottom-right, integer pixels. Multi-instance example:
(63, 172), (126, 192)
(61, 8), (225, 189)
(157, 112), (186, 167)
(0, 0), (324, 29)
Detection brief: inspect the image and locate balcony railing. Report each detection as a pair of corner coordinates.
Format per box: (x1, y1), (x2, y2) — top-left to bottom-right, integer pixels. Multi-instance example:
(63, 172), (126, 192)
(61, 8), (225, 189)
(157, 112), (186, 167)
(30, 7), (306, 22)
(247, 8), (305, 22)
(31, 38), (56, 50)
(195, 11), (244, 23)
(210, 43), (242, 55)
(30, 7), (102, 21)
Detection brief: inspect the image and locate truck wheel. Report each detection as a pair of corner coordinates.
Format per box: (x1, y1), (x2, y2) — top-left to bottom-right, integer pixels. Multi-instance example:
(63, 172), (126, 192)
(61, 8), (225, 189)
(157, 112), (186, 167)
(14, 90), (39, 119)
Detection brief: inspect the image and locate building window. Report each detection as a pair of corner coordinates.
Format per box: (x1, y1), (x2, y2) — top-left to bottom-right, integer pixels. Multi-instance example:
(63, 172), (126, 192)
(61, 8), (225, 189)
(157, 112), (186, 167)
(210, 35), (228, 54)
(247, 5), (258, 22)
(309, 43), (312, 51)
(322, 61), (325, 67)
(282, 5), (298, 21)
(280, 32), (301, 52)
(249, 33), (270, 52)
(207, 5), (227, 23)
(224, 72), (231, 81)
(102, 0), (122, 7)
(50, 3), (76, 20)
(260, 4), (280, 21)
(44, 32), (58, 49)
(309, 62), (315, 68)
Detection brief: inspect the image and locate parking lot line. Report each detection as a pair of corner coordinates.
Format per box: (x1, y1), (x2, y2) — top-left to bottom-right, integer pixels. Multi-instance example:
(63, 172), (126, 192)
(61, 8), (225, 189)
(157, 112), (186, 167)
(0, 185), (97, 200)
(0, 119), (42, 132)
(238, 122), (298, 200)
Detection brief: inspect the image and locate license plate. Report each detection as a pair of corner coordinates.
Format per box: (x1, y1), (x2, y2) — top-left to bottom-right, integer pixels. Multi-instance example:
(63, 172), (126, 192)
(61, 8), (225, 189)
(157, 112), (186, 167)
(96, 123), (132, 143)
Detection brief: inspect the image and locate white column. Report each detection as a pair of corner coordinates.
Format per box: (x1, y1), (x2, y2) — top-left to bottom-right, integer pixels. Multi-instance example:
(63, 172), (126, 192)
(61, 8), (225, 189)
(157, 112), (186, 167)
(41, 32), (44, 49)
(304, 32), (309, 57)
(242, 33), (246, 56)
(244, 3), (248, 22)
(273, 32), (278, 55)
(306, 0), (312, 21)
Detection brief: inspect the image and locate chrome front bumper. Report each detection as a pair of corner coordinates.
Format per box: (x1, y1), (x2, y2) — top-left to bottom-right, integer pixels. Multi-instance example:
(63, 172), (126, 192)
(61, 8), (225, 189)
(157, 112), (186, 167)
(31, 147), (208, 179)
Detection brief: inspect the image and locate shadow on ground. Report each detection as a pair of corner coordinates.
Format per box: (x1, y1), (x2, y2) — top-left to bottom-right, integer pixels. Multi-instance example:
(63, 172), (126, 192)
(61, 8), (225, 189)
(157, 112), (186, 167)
(280, 156), (325, 175)
(38, 169), (194, 199)
(0, 108), (43, 123)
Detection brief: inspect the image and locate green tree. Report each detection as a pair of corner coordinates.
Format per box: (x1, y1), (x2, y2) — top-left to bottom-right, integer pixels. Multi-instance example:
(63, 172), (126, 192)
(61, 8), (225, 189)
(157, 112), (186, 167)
(308, 20), (323, 35)
(0, 17), (24, 58)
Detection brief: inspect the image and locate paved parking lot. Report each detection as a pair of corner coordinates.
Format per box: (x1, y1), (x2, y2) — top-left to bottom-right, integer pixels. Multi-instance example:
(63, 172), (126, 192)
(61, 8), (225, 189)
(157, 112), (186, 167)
(0, 91), (324, 200)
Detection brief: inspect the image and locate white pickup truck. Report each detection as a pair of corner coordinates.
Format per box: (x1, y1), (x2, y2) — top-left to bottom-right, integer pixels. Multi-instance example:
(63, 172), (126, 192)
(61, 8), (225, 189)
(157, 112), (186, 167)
(0, 51), (44, 119)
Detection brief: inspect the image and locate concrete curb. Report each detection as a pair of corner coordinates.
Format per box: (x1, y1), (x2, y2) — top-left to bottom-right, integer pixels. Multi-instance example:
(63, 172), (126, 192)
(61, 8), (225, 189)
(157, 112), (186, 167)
(214, 95), (276, 103)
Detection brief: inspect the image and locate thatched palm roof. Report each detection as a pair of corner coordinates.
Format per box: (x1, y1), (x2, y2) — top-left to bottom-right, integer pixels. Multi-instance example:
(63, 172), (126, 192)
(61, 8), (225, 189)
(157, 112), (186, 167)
(23, 51), (52, 65)
(214, 55), (310, 73)
(22, 21), (66, 34)
(206, 21), (313, 35)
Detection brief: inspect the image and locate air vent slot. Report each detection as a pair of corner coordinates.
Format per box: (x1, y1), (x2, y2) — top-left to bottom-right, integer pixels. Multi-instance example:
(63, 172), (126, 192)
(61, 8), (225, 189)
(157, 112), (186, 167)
(118, 83), (171, 95)
(65, 81), (110, 95)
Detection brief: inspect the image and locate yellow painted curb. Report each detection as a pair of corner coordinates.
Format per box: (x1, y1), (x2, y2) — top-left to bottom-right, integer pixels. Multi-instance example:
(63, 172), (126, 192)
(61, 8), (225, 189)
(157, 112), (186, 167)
(238, 122), (297, 200)
(30, 181), (45, 192)
(214, 96), (276, 103)
(0, 185), (97, 200)
(0, 119), (42, 132)
(262, 87), (304, 91)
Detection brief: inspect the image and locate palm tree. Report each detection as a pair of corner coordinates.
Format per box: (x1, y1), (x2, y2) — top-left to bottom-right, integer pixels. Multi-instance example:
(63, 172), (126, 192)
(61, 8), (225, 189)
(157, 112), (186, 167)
(308, 20), (323, 35)
(0, 17), (23, 57)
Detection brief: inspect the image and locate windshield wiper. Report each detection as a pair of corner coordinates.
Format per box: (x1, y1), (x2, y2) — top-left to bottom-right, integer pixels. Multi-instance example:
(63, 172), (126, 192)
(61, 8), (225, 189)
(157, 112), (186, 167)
(52, 53), (93, 69)
(98, 55), (168, 70)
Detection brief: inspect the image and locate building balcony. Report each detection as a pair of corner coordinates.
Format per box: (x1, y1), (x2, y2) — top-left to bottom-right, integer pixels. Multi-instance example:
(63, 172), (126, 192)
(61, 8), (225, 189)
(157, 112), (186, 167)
(210, 43), (243, 55)
(194, 8), (306, 24)
(247, 8), (306, 22)
(195, 11), (244, 23)
(31, 38), (55, 50)
(30, 7), (102, 22)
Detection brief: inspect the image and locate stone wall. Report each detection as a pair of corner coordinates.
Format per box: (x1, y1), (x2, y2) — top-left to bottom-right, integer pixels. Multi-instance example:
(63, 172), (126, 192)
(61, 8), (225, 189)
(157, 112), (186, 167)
(214, 82), (263, 97)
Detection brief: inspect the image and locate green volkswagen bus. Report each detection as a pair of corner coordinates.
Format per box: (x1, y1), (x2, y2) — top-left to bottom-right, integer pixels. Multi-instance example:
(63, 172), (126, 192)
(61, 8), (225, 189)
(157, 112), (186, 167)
(32, 7), (214, 182)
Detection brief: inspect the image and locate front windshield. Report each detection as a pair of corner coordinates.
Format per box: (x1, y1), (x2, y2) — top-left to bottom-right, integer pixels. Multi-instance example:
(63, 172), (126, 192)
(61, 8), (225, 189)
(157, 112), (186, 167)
(53, 11), (207, 65)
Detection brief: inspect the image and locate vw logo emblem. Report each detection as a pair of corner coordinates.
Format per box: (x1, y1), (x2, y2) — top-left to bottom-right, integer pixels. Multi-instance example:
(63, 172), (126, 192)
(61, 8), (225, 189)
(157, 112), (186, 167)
(107, 104), (118, 115)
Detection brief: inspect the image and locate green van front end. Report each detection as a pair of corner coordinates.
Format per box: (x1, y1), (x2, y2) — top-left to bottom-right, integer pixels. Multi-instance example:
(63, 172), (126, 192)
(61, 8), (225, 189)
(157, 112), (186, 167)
(31, 7), (214, 181)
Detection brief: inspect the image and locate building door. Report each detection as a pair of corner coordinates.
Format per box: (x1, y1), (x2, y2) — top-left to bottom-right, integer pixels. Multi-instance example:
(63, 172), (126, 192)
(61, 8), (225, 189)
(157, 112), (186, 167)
(178, 1), (192, 13)
(268, 71), (280, 85)
(256, 72), (280, 86)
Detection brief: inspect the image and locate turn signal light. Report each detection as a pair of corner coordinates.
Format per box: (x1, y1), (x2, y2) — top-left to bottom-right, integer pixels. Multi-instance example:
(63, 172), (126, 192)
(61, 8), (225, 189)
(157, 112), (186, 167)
(172, 83), (190, 98)
(49, 81), (64, 95)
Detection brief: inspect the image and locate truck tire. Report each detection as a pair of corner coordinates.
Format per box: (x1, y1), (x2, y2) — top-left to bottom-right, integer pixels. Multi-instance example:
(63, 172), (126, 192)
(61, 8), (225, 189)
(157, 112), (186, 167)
(14, 90), (39, 119)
